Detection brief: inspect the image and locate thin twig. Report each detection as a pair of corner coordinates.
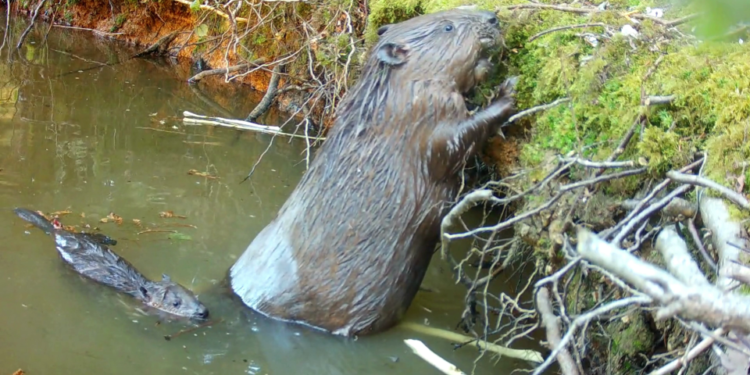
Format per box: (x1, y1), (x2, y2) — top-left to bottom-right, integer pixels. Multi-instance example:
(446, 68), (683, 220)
(667, 171), (750, 210)
(528, 23), (606, 43)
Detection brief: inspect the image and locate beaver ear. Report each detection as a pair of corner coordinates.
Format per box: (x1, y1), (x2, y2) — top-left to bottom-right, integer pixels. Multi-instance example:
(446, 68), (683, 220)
(376, 24), (391, 36)
(377, 42), (409, 66)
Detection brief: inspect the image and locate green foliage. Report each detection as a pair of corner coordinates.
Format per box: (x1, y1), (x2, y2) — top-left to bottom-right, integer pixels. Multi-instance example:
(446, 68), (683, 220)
(114, 13), (127, 29)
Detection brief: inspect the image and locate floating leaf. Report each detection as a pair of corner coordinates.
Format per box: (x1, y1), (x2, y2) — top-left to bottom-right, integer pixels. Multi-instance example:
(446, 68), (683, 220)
(168, 232), (192, 241)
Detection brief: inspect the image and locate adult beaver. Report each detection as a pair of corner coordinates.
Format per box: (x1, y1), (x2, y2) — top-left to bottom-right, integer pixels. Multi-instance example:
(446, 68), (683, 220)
(14, 208), (209, 321)
(229, 8), (517, 337)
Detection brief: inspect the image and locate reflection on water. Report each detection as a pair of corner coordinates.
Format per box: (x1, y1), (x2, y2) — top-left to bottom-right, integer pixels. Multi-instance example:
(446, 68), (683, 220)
(0, 16), (538, 375)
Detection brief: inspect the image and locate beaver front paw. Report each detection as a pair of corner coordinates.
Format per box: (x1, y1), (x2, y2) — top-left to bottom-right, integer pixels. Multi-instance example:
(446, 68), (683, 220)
(496, 76), (519, 99)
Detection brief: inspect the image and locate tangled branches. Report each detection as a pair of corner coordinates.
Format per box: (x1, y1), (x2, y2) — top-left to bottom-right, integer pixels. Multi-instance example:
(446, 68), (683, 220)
(177, 0), (366, 135)
(441, 146), (750, 374)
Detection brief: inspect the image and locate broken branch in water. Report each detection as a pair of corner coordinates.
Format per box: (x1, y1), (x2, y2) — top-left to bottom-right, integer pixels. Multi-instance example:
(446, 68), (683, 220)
(400, 322), (543, 363)
(404, 339), (466, 375)
(187, 59), (266, 83)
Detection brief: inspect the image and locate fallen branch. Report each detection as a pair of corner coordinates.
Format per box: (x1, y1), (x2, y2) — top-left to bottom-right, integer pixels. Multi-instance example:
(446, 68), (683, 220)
(645, 95), (676, 106)
(648, 327), (727, 375)
(611, 184), (693, 246)
(502, 3), (698, 28)
(576, 227), (750, 333)
(400, 322), (543, 363)
(404, 339), (466, 375)
(668, 171), (750, 210)
(172, 0), (249, 23)
(562, 158), (635, 169)
(655, 225), (710, 287)
(700, 196), (750, 375)
(188, 59), (266, 83)
(52, 24), (125, 36)
(134, 31), (180, 57)
(503, 97), (570, 127)
(532, 295), (652, 375)
(246, 64), (284, 122)
(536, 287), (579, 375)
(528, 23), (606, 43)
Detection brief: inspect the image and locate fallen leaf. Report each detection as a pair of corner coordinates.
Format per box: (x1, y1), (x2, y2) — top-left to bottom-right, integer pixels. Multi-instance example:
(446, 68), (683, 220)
(159, 210), (187, 219)
(12, 369), (25, 375)
(133, 218), (142, 227)
(101, 212), (124, 225)
(187, 169), (219, 180)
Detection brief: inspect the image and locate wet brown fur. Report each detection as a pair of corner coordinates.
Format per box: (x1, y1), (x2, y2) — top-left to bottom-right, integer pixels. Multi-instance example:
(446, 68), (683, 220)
(229, 8), (517, 337)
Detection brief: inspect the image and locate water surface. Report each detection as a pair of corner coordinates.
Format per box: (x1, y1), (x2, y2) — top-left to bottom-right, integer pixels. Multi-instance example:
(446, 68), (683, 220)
(0, 17), (539, 375)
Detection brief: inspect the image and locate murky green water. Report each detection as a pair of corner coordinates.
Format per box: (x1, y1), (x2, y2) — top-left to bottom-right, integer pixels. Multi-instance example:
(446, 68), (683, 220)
(0, 16), (540, 375)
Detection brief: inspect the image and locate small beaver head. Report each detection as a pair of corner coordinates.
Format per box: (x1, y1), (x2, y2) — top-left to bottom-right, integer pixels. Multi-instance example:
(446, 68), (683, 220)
(372, 8), (501, 93)
(139, 274), (209, 321)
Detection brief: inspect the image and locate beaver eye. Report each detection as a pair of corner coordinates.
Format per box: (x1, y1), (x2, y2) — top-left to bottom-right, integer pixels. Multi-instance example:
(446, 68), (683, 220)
(172, 300), (181, 308)
(444, 24), (454, 32)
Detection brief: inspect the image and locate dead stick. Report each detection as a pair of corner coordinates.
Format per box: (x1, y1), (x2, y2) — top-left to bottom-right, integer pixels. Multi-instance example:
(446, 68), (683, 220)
(246, 64), (284, 122)
(16, 0), (45, 49)
(164, 318), (224, 341)
(188, 59), (266, 83)
(536, 287), (579, 375)
(528, 23), (605, 43)
(137, 229), (177, 235)
(667, 171), (750, 209)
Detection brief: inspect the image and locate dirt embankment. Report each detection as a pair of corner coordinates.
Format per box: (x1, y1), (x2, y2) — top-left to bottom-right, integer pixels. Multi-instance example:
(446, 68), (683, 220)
(11, 0), (326, 125)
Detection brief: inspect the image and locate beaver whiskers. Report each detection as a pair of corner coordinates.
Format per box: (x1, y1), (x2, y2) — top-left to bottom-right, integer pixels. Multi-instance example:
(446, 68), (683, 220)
(14, 208), (209, 321)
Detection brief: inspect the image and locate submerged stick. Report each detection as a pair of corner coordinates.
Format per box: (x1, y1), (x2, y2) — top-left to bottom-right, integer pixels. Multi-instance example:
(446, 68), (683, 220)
(400, 322), (544, 363)
(16, 0), (46, 49)
(404, 339), (467, 375)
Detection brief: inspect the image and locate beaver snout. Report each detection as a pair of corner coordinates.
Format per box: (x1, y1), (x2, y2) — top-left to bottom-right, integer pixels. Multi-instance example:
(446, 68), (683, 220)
(476, 11), (501, 48)
(194, 307), (209, 320)
(481, 11), (499, 27)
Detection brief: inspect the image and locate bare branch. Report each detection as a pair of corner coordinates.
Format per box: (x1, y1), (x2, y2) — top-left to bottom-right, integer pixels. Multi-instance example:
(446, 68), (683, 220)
(536, 287), (579, 375)
(668, 171), (750, 210)
(576, 228), (750, 332)
(528, 23), (606, 43)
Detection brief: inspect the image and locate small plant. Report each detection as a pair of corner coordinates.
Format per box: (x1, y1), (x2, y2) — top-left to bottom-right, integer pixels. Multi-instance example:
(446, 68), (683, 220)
(111, 13), (127, 32)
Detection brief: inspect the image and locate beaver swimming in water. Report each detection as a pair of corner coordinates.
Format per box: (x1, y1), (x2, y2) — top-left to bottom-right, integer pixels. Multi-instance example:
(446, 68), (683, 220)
(229, 7), (517, 337)
(14, 208), (209, 321)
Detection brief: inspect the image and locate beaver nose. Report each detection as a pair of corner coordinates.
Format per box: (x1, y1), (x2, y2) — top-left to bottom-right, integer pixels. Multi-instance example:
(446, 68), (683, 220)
(481, 11), (499, 27)
(196, 308), (209, 320)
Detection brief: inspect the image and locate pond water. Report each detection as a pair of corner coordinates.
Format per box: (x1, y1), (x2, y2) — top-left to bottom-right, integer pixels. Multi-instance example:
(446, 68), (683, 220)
(0, 16), (541, 375)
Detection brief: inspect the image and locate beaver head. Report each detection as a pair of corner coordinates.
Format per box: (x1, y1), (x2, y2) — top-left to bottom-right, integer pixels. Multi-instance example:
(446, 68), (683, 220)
(372, 8), (501, 93)
(139, 274), (209, 321)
